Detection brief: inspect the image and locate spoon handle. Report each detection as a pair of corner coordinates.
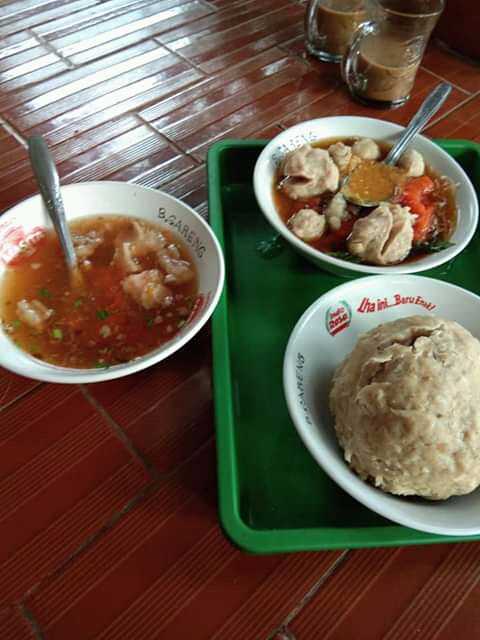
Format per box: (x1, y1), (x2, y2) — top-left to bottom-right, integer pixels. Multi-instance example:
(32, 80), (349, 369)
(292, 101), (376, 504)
(384, 83), (452, 166)
(28, 136), (77, 271)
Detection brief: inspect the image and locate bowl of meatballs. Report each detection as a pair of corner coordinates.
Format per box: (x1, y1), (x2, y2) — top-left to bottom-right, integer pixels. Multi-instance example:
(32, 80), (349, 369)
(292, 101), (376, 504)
(253, 117), (478, 277)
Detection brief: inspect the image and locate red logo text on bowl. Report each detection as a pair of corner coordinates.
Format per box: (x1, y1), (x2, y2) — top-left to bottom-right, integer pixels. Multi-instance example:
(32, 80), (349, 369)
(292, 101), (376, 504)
(357, 293), (436, 313)
(0, 226), (46, 266)
(326, 300), (352, 337)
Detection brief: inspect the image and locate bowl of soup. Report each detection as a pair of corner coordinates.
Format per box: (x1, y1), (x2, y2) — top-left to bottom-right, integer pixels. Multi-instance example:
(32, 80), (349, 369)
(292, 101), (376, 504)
(253, 116), (478, 277)
(0, 181), (224, 383)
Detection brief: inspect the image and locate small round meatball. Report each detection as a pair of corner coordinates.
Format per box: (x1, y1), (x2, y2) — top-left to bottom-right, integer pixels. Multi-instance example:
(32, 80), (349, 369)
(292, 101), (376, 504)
(282, 145), (339, 200)
(328, 142), (352, 172)
(352, 138), (381, 161)
(399, 149), (425, 177)
(325, 193), (348, 231)
(290, 208), (326, 241)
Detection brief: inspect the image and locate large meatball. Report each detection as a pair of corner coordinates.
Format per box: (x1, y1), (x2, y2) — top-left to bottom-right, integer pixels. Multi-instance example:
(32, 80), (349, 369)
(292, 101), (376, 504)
(347, 202), (414, 266)
(282, 145), (339, 199)
(329, 316), (480, 500)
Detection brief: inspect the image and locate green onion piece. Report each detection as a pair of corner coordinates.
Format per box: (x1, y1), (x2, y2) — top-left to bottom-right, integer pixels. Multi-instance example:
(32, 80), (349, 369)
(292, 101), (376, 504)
(39, 287), (51, 298)
(94, 361), (110, 369)
(147, 318), (154, 327)
(326, 251), (362, 263)
(96, 309), (110, 320)
(52, 328), (63, 340)
(413, 239), (455, 254)
(12, 319), (21, 329)
(74, 298), (83, 308)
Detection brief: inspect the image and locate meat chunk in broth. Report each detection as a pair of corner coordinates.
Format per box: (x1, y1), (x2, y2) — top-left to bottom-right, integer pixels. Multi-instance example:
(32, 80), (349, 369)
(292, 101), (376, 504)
(399, 149), (425, 177)
(114, 241), (141, 274)
(290, 208), (326, 241)
(325, 193), (349, 231)
(73, 230), (103, 261)
(352, 138), (381, 161)
(122, 270), (173, 310)
(328, 142), (352, 172)
(282, 145), (339, 199)
(16, 299), (54, 332)
(113, 221), (166, 273)
(347, 203), (414, 265)
(157, 251), (195, 285)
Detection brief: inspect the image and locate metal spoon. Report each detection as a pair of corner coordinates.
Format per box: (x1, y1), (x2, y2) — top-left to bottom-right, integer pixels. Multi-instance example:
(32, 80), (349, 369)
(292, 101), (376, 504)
(342, 82), (452, 207)
(28, 136), (83, 288)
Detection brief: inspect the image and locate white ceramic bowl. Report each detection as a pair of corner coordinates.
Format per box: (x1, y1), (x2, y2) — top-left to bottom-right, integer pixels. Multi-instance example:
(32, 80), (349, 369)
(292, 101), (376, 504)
(284, 275), (480, 536)
(0, 181), (224, 383)
(254, 116), (479, 277)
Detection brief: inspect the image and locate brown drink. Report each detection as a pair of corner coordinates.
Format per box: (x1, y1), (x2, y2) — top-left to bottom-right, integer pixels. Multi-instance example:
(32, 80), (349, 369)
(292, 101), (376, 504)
(356, 33), (420, 103)
(343, 0), (444, 108)
(305, 0), (366, 63)
(315, 1), (366, 58)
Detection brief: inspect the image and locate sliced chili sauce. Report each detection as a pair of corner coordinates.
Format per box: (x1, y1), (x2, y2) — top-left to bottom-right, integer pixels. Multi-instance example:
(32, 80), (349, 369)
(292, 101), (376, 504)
(273, 137), (457, 262)
(0, 216), (198, 368)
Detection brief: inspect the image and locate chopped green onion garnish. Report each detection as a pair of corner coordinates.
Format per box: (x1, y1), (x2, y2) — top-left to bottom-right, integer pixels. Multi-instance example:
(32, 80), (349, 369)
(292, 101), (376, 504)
(94, 361), (110, 369)
(96, 309), (110, 320)
(52, 328), (63, 340)
(12, 319), (21, 329)
(147, 318), (154, 327)
(74, 298), (83, 308)
(39, 287), (51, 298)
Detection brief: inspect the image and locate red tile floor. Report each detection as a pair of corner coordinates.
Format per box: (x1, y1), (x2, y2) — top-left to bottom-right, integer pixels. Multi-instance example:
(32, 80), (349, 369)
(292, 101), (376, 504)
(1, 1), (480, 638)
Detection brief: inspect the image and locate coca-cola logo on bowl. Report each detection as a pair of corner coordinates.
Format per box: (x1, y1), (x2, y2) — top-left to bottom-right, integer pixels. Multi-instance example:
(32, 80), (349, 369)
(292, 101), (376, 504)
(326, 300), (352, 337)
(0, 223), (46, 266)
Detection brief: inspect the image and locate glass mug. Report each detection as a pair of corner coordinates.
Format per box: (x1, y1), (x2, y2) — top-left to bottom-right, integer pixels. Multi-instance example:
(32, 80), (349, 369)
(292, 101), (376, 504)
(344, 0), (445, 108)
(305, 0), (366, 63)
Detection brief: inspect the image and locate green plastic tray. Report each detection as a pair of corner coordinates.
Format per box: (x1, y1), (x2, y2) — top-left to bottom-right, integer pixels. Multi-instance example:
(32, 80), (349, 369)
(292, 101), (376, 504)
(208, 138), (480, 553)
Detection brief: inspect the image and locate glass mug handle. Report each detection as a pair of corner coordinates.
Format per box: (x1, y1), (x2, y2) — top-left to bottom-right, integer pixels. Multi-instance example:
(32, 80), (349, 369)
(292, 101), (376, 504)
(305, 0), (321, 52)
(342, 20), (377, 89)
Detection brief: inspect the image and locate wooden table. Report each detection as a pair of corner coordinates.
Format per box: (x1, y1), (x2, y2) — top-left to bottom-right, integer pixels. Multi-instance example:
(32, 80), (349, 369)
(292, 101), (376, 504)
(1, 2), (480, 638)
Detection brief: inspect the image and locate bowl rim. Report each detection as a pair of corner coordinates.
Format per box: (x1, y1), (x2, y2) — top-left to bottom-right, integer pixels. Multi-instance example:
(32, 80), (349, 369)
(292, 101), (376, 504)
(283, 274), (480, 536)
(253, 116), (479, 275)
(0, 181), (225, 384)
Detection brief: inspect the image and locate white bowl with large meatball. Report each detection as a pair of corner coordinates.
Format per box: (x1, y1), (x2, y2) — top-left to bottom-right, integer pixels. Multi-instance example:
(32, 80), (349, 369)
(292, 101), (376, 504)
(284, 275), (480, 536)
(253, 117), (478, 276)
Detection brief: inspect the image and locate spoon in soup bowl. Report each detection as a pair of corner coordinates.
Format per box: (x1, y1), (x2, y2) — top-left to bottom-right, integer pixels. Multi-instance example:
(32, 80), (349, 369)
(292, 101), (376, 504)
(28, 136), (84, 289)
(342, 82), (452, 207)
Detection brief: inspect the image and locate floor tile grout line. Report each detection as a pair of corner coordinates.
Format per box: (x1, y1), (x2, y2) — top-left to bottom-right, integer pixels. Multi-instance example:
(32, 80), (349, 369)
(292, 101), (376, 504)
(267, 550), (350, 640)
(18, 479), (158, 605)
(79, 384), (158, 478)
(199, 0), (221, 10)
(154, 37), (209, 77)
(82, 383), (215, 483)
(0, 379), (43, 415)
(0, 115), (28, 148)
(18, 435), (215, 607)
(26, 28), (76, 70)
(134, 112), (202, 166)
(425, 91), (480, 132)
(18, 602), (45, 640)
(420, 64), (472, 97)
